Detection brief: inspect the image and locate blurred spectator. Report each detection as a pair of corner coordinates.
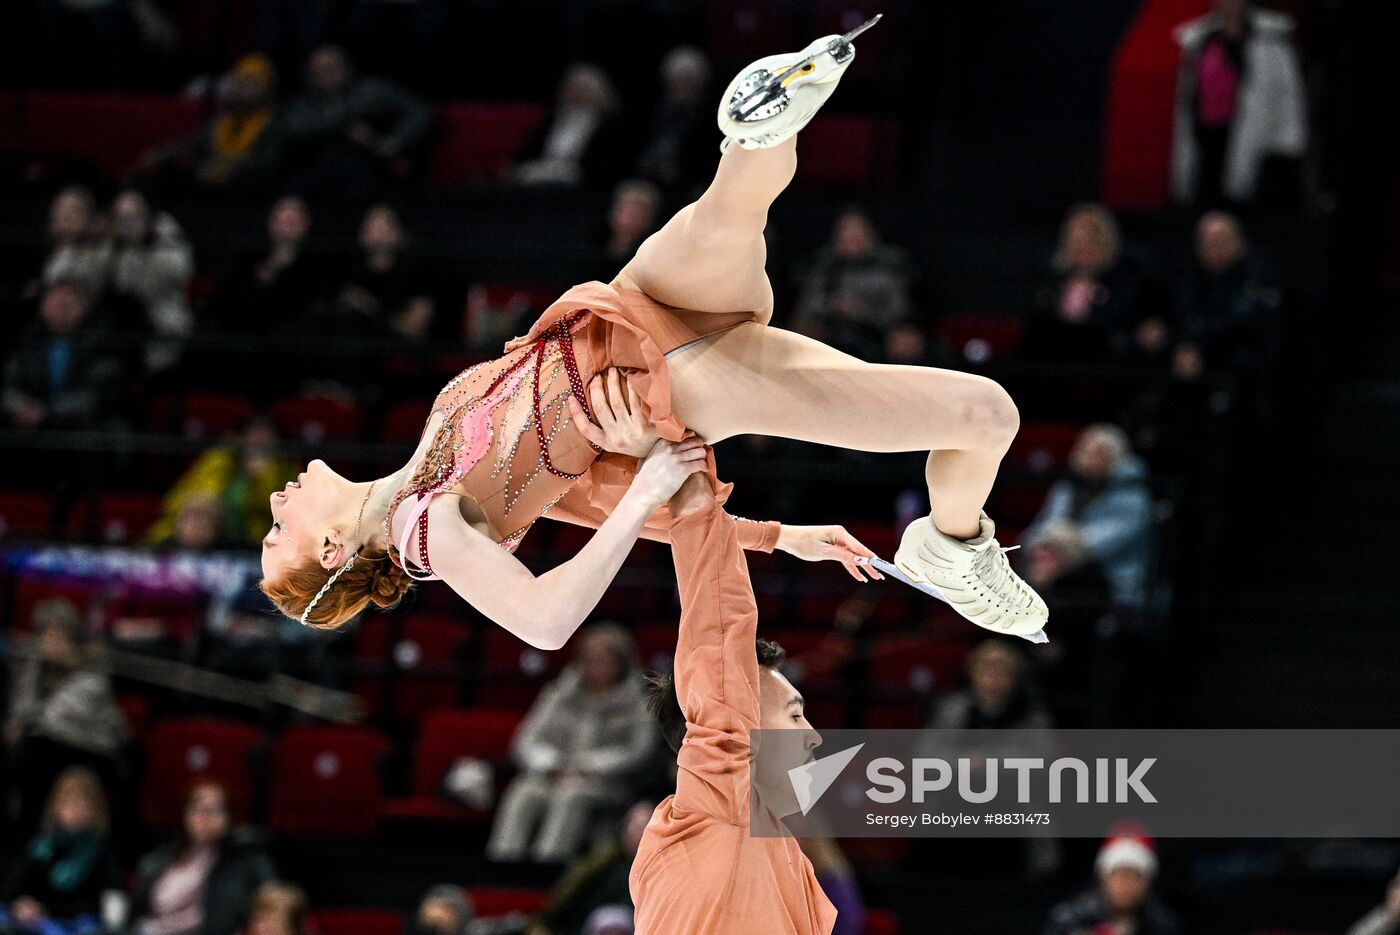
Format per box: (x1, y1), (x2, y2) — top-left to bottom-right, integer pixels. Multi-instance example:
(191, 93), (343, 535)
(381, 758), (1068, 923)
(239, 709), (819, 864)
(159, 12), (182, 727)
(1348, 867), (1400, 935)
(1168, 211), (1279, 383)
(883, 320), (955, 369)
(144, 55), (283, 191)
(3, 599), (128, 835)
(526, 800), (652, 935)
(146, 415), (297, 549)
(239, 883), (306, 935)
(208, 196), (321, 336)
(634, 47), (713, 190)
(581, 906), (632, 935)
(1171, 0), (1307, 209)
(464, 286), (533, 353)
(3, 280), (124, 430)
(931, 640), (1051, 732)
(487, 624), (655, 863)
(800, 838), (864, 935)
(1022, 424), (1152, 611)
(39, 187), (112, 301)
(281, 46), (431, 194)
(408, 885), (474, 935)
(1043, 836), (1181, 935)
(0, 766), (121, 935)
(331, 204), (436, 342)
(794, 208), (912, 359)
(123, 782), (276, 935)
(515, 65), (624, 189)
(1028, 203), (1147, 362)
(108, 191), (195, 374)
(599, 181), (662, 273)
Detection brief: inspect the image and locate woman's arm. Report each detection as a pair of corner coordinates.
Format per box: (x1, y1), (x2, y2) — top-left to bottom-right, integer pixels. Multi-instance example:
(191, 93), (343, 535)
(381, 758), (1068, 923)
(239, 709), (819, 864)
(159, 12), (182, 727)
(427, 438), (708, 650)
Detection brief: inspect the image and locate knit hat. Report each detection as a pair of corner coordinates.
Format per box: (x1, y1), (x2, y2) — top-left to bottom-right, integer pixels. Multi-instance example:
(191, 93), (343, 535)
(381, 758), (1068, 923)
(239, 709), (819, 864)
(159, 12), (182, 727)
(1095, 835), (1158, 878)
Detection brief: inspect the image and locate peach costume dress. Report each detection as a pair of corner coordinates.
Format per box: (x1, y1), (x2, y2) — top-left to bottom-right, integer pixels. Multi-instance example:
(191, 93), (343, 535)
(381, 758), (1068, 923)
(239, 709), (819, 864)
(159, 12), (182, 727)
(385, 281), (781, 578)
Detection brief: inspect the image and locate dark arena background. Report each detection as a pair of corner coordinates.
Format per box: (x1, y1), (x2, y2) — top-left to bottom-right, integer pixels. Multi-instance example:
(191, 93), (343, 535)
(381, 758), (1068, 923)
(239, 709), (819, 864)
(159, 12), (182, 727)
(1, 1), (1399, 933)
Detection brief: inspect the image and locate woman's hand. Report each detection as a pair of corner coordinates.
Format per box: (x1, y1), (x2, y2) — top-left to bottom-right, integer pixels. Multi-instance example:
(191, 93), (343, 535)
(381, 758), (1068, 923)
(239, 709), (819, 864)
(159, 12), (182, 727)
(632, 436), (710, 508)
(567, 369), (659, 458)
(776, 525), (884, 583)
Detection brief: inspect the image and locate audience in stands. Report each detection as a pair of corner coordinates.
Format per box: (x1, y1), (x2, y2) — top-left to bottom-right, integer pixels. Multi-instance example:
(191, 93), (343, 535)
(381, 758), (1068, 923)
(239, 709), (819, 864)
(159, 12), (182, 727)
(598, 181), (663, 274)
(928, 640), (1051, 733)
(3, 280), (124, 430)
(514, 65), (625, 189)
(122, 781), (276, 935)
(488, 624), (655, 863)
(794, 208), (913, 360)
(527, 800), (652, 935)
(107, 191), (194, 374)
(144, 55), (284, 192)
(408, 885), (475, 935)
(281, 46), (432, 195)
(1171, 0), (1307, 210)
(0, 766), (122, 935)
(1348, 867), (1400, 935)
(1043, 835), (1181, 935)
(239, 883), (306, 935)
(1167, 211), (1278, 383)
(1028, 203), (1149, 363)
(1022, 424), (1152, 612)
(146, 415), (296, 550)
(38, 188), (112, 303)
(208, 196), (321, 337)
(332, 204), (437, 343)
(634, 47), (714, 191)
(3, 599), (128, 836)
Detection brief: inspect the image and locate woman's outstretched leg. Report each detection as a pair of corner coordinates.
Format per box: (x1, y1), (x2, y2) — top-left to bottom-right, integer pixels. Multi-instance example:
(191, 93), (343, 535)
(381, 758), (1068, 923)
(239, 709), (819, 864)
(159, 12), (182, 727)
(614, 138), (796, 323)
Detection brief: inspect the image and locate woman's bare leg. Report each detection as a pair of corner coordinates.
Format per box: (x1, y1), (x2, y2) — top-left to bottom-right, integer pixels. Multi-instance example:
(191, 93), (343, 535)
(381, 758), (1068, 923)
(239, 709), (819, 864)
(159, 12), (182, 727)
(667, 324), (1019, 540)
(613, 139), (797, 324)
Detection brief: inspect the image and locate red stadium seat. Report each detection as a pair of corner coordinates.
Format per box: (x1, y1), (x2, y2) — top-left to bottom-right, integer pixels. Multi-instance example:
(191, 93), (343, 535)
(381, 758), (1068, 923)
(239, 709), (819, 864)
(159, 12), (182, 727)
(272, 395), (362, 443)
(311, 908), (403, 935)
(797, 116), (898, 192)
(429, 102), (547, 186)
(140, 717), (263, 829)
(268, 726), (391, 837)
(382, 708), (523, 824)
(352, 616), (470, 721)
(114, 695), (150, 742)
(703, 0), (798, 75)
(935, 315), (1024, 364)
(380, 400), (433, 446)
(104, 586), (208, 647)
(864, 908), (901, 934)
(464, 887), (550, 920)
(17, 92), (202, 176)
(0, 491), (53, 541)
(8, 575), (102, 632)
(868, 634), (970, 697)
(1007, 422), (1083, 475)
(478, 626), (568, 708)
(178, 393), (255, 439)
(69, 493), (164, 545)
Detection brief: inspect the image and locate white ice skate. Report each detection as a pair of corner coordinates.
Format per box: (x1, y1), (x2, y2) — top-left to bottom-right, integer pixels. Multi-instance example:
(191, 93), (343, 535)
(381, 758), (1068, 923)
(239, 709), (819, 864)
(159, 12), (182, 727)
(886, 512), (1050, 643)
(717, 15), (881, 151)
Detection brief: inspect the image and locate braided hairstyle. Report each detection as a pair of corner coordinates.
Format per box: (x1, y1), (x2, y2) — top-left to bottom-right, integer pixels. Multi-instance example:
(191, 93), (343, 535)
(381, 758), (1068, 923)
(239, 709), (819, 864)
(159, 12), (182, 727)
(260, 548), (414, 630)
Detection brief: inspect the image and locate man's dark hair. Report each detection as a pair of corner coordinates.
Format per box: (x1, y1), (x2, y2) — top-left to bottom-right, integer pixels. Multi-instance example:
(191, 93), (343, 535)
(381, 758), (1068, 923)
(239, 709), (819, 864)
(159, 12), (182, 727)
(646, 637), (786, 754)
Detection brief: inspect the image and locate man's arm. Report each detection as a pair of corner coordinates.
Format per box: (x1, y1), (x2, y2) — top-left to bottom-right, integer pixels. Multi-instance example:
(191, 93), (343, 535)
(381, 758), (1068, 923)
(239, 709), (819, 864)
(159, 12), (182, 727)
(668, 474), (761, 824)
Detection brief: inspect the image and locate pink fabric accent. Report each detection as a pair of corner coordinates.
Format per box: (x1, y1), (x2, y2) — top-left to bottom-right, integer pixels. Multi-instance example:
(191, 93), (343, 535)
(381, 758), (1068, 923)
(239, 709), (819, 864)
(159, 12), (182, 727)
(1195, 38), (1240, 127)
(396, 369), (527, 579)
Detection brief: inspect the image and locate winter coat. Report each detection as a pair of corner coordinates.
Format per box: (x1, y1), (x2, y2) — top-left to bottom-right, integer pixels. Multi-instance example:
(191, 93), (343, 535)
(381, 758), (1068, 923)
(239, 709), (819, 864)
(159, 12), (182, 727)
(6, 659), (128, 756)
(126, 829), (276, 935)
(511, 668), (654, 780)
(1171, 8), (1307, 203)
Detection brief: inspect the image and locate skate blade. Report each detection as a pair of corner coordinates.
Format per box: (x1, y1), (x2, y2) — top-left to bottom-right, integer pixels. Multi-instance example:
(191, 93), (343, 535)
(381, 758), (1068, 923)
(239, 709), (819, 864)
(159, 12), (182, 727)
(870, 557), (1050, 645)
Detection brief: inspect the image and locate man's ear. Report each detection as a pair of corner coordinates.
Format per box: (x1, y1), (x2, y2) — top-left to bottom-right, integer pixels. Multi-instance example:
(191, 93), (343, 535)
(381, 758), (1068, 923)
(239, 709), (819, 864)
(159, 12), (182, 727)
(318, 531), (345, 570)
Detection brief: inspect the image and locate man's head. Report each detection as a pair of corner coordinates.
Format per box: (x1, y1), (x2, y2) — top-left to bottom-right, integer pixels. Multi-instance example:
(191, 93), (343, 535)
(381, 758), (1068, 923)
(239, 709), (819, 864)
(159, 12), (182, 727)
(1196, 211), (1247, 274)
(360, 204), (405, 256)
(661, 47), (710, 102)
(225, 54), (275, 109)
(32, 598), (86, 666)
(268, 196), (311, 247)
(414, 885), (474, 935)
(307, 46), (351, 97)
(112, 189), (153, 245)
(576, 622), (637, 693)
(1055, 202), (1121, 277)
(647, 637), (820, 815)
(1095, 837), (1157, 914)
(833, 209), (877, 260)
(40, 280), (92, 335)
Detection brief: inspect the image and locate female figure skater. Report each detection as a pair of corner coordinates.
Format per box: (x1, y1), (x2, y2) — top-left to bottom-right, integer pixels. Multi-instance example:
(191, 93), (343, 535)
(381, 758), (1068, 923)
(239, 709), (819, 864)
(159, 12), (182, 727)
(260, 28), (1048, 645)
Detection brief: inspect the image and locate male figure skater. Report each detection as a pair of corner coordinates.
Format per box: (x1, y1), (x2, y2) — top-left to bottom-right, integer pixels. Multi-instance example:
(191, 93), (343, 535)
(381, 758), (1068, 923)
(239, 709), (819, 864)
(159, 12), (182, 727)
(630, 472), (835, 934)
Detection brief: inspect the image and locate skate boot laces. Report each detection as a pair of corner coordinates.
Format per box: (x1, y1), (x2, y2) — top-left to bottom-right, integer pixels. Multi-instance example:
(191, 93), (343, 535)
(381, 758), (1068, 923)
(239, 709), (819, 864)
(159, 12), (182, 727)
(969, 542), (1037, 610)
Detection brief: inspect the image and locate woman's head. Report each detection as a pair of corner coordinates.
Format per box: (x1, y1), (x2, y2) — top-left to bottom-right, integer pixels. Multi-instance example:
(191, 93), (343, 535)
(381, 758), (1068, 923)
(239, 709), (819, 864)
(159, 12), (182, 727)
(183, 781), (232, 846)
(268, 196), (311, 247)
(575, 622), (637, 692)
(43, 767), (109, 835)
(1070, 423), (1131, 482)
(258, 459), (412, 629)
(246, 882), (307, 935)
(559, 64), (620, 115)
(967, 640), (1025, 714)
(1054, 202), (1121, 277)
(49, 185), (96, 242)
